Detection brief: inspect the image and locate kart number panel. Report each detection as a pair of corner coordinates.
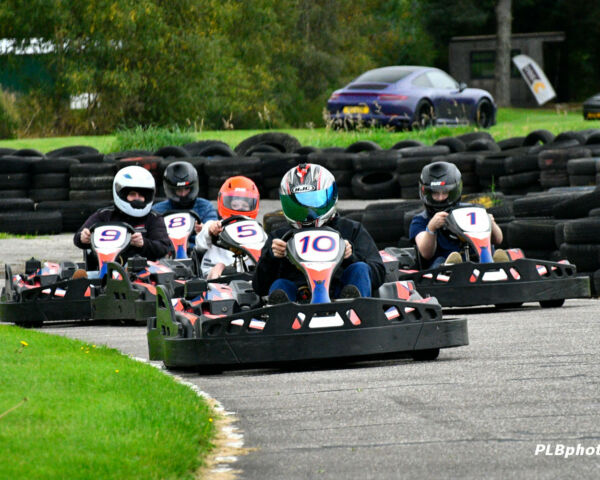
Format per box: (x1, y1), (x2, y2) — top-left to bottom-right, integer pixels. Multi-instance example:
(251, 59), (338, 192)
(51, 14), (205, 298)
(163, 212), (196, 240)
(292, 231), (342, 262)
(451, 207), (491, 233)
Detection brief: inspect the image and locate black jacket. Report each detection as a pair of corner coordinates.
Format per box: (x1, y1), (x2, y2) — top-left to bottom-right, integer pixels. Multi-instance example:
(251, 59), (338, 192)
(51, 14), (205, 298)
(73, 207), (170, 262)
(252, 215), (385, 296)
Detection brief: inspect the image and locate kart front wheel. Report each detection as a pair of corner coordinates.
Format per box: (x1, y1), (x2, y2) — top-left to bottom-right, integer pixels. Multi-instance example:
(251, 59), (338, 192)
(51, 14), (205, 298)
(411, 348), (440, 361)
(539, 299), (565, 308)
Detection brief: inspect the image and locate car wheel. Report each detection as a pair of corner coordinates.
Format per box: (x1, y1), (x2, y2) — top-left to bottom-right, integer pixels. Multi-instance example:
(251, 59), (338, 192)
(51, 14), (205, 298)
(412, 100), (434, 130)
(475, 98), (494, 128)
(539, 299), (565, 308)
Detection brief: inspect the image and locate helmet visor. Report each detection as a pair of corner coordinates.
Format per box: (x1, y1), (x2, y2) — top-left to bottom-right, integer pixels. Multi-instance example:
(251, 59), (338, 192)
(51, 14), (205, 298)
(280, 184), (337, 222)
(222, 194), (257, 213)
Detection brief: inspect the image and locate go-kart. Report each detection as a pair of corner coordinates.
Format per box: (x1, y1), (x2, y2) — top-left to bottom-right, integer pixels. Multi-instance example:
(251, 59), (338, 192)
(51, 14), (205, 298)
(147, 226), (469, 370)
(0, 222), (136, 327)
(91, 214), (268, 324)
(383, 205), (591, 308)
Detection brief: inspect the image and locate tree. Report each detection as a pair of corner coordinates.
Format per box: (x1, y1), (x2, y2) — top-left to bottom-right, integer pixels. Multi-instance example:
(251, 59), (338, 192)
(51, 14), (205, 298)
(494, 0), (512, 107)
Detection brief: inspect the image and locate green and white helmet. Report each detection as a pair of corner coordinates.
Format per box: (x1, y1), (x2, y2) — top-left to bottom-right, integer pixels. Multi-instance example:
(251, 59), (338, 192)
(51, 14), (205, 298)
(279, 163), (338, 228)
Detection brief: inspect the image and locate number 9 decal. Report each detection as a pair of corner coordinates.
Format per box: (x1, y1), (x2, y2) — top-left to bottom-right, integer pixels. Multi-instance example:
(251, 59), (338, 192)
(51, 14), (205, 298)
(100, 229), (121, 241)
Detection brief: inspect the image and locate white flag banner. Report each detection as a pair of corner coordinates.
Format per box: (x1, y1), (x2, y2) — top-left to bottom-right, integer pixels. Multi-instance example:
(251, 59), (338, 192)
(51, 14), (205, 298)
(512, 54), (556, 105)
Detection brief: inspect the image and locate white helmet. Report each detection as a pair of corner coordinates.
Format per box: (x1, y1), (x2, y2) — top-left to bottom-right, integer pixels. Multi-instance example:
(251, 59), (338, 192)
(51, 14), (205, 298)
(113, 166), (156, 217)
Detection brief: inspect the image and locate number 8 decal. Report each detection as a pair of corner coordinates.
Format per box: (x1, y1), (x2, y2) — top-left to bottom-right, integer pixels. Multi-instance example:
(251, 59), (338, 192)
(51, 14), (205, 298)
(168, 216), (187, 228)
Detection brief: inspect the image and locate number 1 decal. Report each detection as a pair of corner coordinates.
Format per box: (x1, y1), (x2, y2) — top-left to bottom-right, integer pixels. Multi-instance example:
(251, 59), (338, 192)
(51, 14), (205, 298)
(467, 211), (476, 225)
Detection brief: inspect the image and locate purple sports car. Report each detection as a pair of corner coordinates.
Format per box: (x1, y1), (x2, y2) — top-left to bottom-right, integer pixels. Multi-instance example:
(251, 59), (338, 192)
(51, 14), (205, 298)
(326, 65), (497, 130)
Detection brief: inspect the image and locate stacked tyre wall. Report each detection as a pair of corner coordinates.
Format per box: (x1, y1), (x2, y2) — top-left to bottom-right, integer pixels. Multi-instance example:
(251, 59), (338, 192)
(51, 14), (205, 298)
(3, 128), (600, 287)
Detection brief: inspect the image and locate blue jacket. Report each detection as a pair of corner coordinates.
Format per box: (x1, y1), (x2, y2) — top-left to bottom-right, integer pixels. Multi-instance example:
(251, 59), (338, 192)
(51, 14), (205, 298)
(153, 198), (218, 247)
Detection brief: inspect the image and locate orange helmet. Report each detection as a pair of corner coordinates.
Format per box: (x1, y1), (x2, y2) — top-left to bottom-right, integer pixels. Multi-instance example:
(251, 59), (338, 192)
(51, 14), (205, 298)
(218, 176), (260, 219)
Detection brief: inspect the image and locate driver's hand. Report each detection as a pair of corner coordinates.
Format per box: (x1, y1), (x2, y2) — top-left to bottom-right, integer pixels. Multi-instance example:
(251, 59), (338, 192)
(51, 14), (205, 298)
(194, 221), (202, 233)
(427, 211), (449, 233)
(80, 228), (91, 245)
(209, 221), (223, 236)
(488, 213), (497, 226)
(272, 238), (287, 258)
(344, 240), (352, 259)
(130, 232), (144, 248)
(207, 262), (226, 280)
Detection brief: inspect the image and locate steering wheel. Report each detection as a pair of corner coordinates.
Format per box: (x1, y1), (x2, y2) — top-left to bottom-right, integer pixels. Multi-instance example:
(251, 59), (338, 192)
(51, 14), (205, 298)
(220, 215), (255, 227)
(162, 210), (202, 224)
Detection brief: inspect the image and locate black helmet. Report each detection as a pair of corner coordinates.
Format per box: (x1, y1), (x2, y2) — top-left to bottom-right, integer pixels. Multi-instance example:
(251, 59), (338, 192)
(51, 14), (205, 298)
(163, 161), (199, 208)
(419, 161), (462, 215)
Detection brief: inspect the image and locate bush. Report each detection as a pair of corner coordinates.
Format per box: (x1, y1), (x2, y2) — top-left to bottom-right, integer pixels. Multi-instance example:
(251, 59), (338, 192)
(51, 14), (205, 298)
(0, 89), (19, 139)
(111, 125), (196, 153)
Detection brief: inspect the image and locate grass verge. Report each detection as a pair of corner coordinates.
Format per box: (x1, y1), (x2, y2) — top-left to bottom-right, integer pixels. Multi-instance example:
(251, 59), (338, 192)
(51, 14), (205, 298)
(0, 107), (594, 153)
(0, 325), (215, 480)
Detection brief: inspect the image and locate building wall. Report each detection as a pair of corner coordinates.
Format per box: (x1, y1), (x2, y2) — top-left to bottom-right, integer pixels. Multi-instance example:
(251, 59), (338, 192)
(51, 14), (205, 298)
(449, 32), (564, 107)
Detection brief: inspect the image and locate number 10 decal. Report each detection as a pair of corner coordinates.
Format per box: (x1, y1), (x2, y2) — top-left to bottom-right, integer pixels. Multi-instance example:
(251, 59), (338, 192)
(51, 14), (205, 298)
(298, 235), (336, 254)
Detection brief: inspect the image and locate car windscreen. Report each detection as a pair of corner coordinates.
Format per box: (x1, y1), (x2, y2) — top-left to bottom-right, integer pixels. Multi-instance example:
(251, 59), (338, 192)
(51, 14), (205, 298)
(353, 67), (419, 84)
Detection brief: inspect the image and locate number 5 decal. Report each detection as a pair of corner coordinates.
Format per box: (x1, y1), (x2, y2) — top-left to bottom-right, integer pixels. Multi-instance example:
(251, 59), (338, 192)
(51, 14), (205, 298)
(237, 224), (257, 238)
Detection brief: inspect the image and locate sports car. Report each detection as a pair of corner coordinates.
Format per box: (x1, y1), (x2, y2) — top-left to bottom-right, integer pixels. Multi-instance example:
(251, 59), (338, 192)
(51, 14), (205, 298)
(326, 65), (496, 130)
(583, 93), (600, 120)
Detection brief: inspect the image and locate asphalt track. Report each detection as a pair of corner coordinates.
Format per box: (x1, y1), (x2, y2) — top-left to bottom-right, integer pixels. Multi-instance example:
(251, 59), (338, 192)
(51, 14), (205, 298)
(2, 200), (600, 479)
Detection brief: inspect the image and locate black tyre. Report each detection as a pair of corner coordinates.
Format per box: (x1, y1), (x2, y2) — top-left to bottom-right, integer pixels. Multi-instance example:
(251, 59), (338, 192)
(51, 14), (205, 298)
(0, 156), (37, 174)
(507, 218), (561, 249)
(0, 198), (34, 212)
(46, 145), (99, 158)
(154, 146), (190, 158)
(504, 153), (540, 174)
(0, 173), (30, 189)
(69, 189), (113, 201)
(29, 188), (70, 202)
(411, 348), (440, 361)
(32, 173), (70, 189)
(31, 158), (79, 174)
(564, 217), (600, 244)
(234, 133), (301, 156)
(553, 190), (600, 219)
(345, 140), (382, 153)
(70, 162), (116, 176)
(203, 156), (261, 176)
(567, 158), (599, 175)
(70, 176), (114, 190)
(467, 138), (500, 152)
(523, 129), (555, 146)
(351, 171), (400, 199)
(559, 243), (600, 271)
(307, 152), (356, 170)
(392, 140), (424, 149)
(498, 171), (539, 190)
(474, 98), (495, 128)
(539, 299), (565, 308)
(0, 210), (62, 234)
(497, 136), (525, 150)
(353, 151), (400, 171)
(434, 136), (466, 153)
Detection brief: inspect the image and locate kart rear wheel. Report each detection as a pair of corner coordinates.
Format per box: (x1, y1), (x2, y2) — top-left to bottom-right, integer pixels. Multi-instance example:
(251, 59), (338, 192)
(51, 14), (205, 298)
(495, 302), (524, 309)
(539, 299), (565, 308)
(411, 348), (440, 361)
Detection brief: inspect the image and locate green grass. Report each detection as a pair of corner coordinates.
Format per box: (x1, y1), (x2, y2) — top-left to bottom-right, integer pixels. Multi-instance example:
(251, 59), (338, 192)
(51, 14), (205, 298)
(0, 107), (594, 154)
(0, 233), (48, 240)
(0, 325), (215, 480)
